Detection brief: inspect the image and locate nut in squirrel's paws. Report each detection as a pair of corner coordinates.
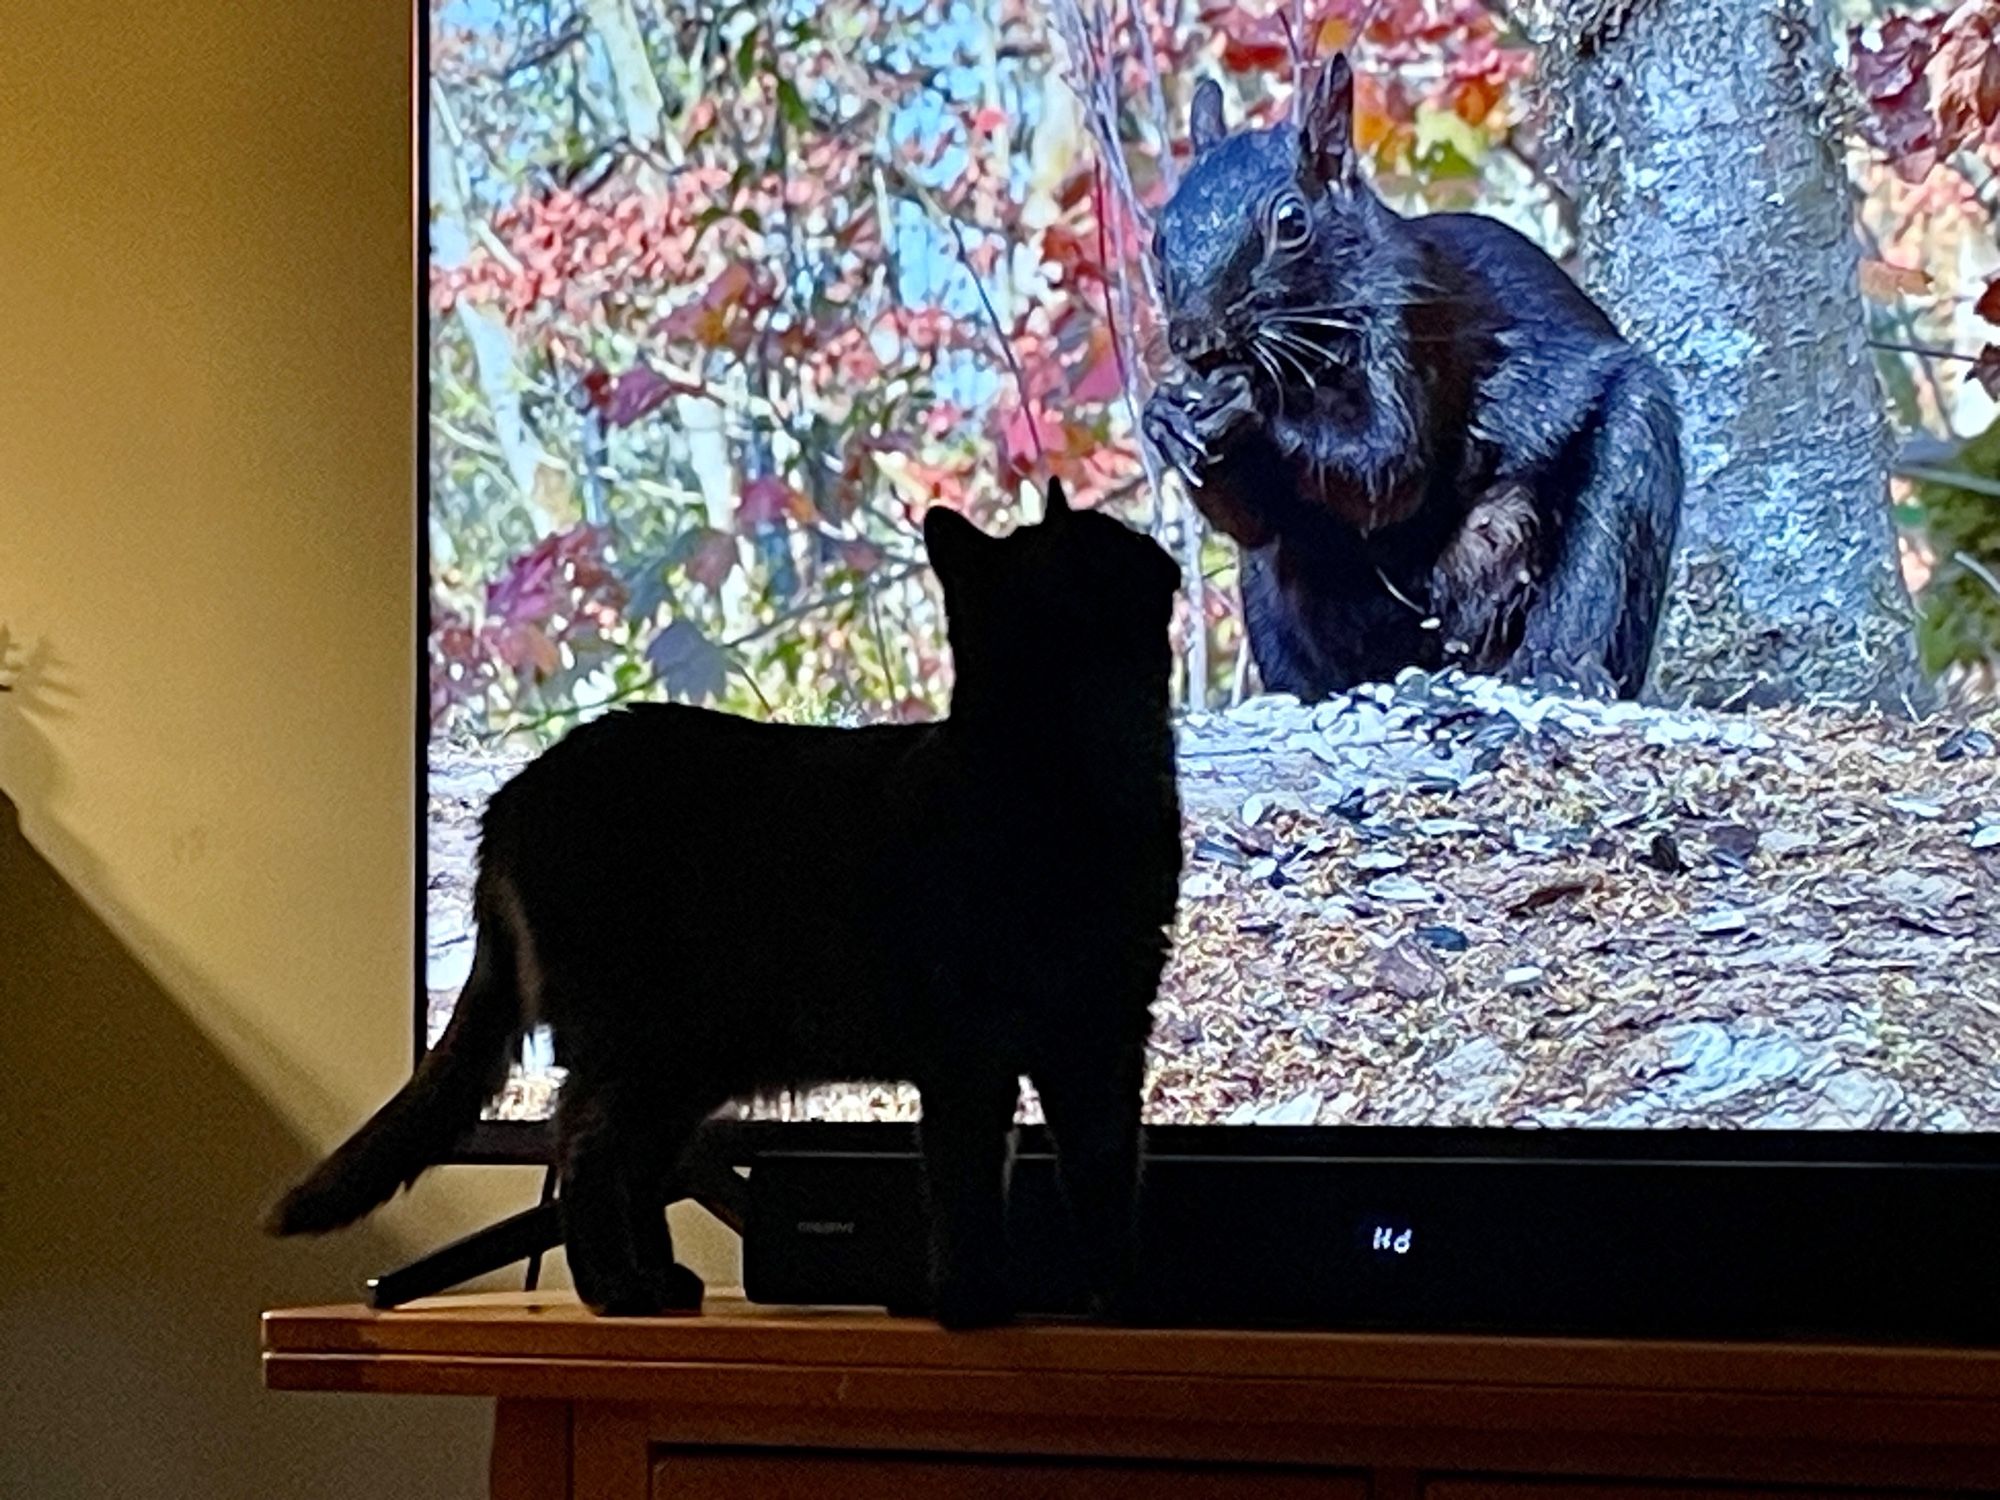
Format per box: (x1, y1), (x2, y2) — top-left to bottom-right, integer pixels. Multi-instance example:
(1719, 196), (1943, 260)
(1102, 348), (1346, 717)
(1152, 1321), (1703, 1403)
(1143, 366), (1257, 485)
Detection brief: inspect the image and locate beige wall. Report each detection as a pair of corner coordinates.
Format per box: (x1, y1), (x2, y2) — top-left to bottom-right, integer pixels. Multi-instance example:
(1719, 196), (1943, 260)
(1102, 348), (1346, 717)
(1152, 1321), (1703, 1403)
(0, 4), (730, 1496)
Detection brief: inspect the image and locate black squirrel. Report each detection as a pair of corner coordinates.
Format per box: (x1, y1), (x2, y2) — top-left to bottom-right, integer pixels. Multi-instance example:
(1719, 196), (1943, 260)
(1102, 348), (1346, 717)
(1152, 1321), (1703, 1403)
(1142, 56), (1682, 700)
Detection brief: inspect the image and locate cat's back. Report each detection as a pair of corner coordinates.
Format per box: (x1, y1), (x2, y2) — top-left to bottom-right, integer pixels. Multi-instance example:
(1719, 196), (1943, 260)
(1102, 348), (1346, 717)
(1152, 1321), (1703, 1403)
(482, 701), (935, 864)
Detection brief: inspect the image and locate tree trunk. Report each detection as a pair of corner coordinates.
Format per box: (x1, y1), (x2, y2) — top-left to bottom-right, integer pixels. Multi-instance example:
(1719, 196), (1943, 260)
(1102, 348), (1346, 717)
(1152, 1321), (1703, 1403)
(585, 0), (680, 164)
(1539, 0), (1927, 710)
(429, 82), (549, 530)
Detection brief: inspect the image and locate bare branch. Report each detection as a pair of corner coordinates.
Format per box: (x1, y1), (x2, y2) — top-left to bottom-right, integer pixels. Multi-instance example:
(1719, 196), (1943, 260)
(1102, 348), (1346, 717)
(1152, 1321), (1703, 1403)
(1052, 0), (1212, 704)
(1869, 338), (1990, 367)
(1129, 0), (1177, 195)
(944, 215), (1044, 464)
(1957, 550), (2000, 601)
(501, 14), (588, 81)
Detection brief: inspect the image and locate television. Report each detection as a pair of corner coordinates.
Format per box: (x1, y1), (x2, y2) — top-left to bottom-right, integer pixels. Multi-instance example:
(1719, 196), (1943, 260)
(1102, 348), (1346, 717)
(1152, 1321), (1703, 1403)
(415, 0), (2000, 1337)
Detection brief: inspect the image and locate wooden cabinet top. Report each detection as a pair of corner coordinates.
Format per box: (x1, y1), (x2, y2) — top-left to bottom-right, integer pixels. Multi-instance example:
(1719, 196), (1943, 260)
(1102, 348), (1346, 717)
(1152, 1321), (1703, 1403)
(262, 1291), (2000, 1398)
(263, 1292), (2000, 1486)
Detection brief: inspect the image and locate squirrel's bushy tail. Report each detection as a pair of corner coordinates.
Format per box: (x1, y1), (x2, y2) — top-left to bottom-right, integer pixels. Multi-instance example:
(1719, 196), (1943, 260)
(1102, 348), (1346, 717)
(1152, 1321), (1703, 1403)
(1596, 357), (1683, 693)
(263, 874), (524, 1237)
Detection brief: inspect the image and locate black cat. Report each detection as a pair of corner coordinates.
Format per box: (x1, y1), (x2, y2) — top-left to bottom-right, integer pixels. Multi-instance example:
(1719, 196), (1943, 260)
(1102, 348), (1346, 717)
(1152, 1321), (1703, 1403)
(266, 480), (1185, 1330)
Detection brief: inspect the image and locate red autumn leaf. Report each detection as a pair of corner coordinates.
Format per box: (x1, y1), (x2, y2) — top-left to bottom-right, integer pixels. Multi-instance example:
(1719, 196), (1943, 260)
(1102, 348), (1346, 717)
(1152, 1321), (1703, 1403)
(838, 538), (887, 574)
(683, 528), (739, 591)
(1976, 277), (2000, 326)
(1974, 343), (2000, 400)
(487, 525), (625, 629)
(737, 474), (806, 529)
(1850, 14), (1947, 180)
(1041, 222), (1104, 287)
(1220, 33), (1291, 73)
(598, 364), (694, 428)
(1216, 9), (1293, 76)
(1000, 404), (1046, 469)
(658, 262), (762, 346)
(1071, 347), (1126, 404)
(1933, 0), (2000, 155)
(490, 621), (561, 679)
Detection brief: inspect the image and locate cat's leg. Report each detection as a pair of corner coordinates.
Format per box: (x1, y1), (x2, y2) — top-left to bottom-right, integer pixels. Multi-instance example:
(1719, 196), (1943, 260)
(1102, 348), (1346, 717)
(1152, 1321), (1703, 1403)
(916, 1065), (1021, 1330)
(556, 1067), (652, 1315)
(618, 1085), (723, 1314)
(557, 1064), (709, 1316)
(1031, 1033), (1148, 1323)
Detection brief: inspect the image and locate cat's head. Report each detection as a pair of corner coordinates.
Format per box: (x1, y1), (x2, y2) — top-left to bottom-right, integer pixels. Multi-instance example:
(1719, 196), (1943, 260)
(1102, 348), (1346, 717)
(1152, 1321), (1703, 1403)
(924, 478), (1181, 713)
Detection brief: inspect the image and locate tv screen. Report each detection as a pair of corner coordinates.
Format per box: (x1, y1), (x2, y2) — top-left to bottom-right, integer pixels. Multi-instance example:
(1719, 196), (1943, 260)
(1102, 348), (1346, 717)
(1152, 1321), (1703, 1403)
(423, 1), (2000, 1136)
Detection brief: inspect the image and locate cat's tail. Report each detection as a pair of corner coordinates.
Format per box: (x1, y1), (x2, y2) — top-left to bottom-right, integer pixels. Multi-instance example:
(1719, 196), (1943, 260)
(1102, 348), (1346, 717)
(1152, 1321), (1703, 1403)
(262, 872), (526, 1236)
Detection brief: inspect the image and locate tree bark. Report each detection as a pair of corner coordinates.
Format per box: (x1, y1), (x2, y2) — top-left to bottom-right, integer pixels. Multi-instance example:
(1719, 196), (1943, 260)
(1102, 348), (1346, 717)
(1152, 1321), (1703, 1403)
(584, 0), (679, 163)
(1539, 0), (1927, 710)
(429, 81), (550, 530)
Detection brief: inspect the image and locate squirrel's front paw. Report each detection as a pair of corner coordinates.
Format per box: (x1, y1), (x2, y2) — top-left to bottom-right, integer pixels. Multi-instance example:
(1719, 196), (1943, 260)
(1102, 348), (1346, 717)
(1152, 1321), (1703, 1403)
(1143, 367), (1256, 486)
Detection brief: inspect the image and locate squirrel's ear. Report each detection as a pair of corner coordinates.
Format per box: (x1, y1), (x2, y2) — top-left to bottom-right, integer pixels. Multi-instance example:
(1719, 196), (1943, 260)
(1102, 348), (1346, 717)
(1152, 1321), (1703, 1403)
(1299, 53), (1357, 194)
(1044, 476), (1070, 522)
(1190, 78), (1227, 154)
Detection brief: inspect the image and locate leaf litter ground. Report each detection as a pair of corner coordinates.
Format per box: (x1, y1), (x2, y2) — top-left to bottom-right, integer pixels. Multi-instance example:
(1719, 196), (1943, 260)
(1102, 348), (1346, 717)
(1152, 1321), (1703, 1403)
(429, 674), (2000, 1132)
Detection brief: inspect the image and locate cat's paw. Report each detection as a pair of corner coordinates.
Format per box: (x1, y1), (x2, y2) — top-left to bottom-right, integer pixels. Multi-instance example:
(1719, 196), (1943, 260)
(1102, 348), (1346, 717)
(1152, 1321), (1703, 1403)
(646, 1261), (706, 1313)
(931, 1270), (1015, 1331)
(1090, 1281), (1155, 1328)
(581, 1283), (669, 1317)
(579, 1262), (705, 1318)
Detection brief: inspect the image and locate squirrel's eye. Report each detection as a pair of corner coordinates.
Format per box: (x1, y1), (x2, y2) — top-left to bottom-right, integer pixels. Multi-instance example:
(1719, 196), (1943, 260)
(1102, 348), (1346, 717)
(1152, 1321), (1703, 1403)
(1268, 194), (1311, 251)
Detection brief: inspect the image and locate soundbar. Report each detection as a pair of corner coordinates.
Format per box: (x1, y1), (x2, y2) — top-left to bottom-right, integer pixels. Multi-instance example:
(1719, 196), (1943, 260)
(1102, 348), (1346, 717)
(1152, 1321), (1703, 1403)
(743, 1146), (2000, 1341)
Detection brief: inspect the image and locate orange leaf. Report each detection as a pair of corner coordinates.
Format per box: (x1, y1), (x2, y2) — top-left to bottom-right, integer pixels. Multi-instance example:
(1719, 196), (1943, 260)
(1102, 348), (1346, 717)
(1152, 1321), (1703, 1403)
(1315, 16), (1355, 53)
(1859, 259), (1934, 301)
(1451, 76), (1504, 127)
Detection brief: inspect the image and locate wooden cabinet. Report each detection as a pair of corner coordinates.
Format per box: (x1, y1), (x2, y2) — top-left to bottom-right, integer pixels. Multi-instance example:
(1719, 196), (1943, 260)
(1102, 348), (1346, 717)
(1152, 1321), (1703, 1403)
(261, 1293), (2000, 1499)
(646, 1451), (1368, 1499)
(1426, 1490), (1930, 1500)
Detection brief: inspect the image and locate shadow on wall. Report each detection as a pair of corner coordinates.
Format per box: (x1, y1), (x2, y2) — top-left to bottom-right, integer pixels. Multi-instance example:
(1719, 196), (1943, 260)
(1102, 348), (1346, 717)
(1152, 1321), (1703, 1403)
(0, 773), (488, 1500)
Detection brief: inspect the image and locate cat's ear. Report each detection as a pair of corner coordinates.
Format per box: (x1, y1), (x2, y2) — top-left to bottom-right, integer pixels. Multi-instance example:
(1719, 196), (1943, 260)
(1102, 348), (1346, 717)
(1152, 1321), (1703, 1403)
(1043, 476), (1070, 523)
(923, 505), (993, 587)
(1190, 78), (1227, 155)
(1298, 53), (1358, 196)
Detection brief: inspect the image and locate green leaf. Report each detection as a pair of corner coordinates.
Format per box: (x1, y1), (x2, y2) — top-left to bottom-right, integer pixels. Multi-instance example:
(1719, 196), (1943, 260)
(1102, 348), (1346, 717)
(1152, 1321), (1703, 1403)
(613, 657), (649, 696)
(735, 27), (758, 83)
(776, 76), (811, 133)
(1413, 106), (1487, 181)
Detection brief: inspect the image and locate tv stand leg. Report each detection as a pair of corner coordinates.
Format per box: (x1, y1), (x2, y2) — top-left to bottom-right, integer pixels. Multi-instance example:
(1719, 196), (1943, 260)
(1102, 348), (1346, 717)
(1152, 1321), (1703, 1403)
(368, 1201), (564, 1309)
(367, 1144), (748, 1309)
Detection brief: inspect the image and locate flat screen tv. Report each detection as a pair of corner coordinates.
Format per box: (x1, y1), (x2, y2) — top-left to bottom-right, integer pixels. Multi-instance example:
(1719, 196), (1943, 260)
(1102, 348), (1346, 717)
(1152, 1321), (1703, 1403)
(416, 0), (2000, 1336)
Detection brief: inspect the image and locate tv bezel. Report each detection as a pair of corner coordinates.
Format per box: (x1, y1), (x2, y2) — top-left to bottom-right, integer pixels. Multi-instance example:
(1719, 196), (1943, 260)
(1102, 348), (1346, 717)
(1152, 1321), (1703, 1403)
(410, 15), (2000, 1182)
